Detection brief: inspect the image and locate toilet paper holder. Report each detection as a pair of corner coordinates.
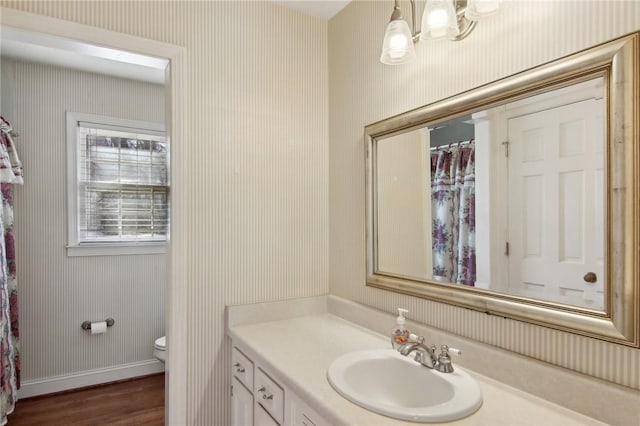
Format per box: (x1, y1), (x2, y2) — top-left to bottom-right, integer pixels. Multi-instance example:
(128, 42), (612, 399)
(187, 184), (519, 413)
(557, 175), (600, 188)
(81, 318), (115, 330)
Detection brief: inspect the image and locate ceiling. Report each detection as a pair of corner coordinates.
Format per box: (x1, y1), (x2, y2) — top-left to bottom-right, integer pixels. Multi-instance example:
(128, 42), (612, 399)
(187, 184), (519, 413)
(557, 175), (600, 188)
(0, 1), (350, 84)
(273, 0), (351, 19)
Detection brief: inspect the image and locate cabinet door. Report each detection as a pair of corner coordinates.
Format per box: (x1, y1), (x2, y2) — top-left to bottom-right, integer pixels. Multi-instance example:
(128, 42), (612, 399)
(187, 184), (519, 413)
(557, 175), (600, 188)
(255, 404), (279, 426)
(232, 377), (253, 426)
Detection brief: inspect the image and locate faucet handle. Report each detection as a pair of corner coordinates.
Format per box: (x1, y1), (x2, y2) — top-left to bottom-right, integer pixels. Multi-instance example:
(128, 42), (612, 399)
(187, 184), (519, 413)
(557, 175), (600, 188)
(436, 345), (457, 373)
(441, 345), (462, 356)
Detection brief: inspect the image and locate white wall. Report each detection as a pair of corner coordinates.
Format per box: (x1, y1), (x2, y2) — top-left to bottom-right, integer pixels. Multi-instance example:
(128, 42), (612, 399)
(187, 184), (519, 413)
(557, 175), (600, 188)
(377, 130), (432, 279)
(0, 58), (166, 393)
(329, 0), (640, 392)
(0, 1), (329, 424)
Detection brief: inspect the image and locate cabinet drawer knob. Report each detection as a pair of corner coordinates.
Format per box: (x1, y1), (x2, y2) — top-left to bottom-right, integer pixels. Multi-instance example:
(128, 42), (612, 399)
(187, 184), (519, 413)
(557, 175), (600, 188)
(258, 386), (273, 400)
(233, 362), (245, 373)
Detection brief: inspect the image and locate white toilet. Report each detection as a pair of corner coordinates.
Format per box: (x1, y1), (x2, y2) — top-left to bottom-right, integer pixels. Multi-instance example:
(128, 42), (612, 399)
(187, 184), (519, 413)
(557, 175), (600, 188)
(153, 336), (166, 362)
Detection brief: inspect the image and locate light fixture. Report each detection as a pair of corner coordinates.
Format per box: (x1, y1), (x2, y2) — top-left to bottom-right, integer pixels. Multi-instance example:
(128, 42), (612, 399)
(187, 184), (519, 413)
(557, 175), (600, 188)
(420, 0), (459, 40)
(465, 0), (502, 21)
(380, 0), (500, 65)
(380, 0), (417, 65)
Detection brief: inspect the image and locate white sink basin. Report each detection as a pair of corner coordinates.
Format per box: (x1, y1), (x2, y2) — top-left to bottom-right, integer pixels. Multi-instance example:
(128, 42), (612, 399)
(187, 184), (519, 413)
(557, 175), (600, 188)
(327, 349), (482, 423)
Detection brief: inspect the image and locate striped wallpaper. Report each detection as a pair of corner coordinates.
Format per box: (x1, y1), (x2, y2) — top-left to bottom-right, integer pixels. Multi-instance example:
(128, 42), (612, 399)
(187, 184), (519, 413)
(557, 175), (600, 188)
(1, 58), (167, 382)
(329, 0), (640, 391)
(1, 1), (329, 424)
(3, 0), (639, 424)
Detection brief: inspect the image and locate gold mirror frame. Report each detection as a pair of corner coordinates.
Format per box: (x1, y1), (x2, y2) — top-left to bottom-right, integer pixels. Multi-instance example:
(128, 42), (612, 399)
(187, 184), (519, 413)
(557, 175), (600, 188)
(365, 32), (639, 347)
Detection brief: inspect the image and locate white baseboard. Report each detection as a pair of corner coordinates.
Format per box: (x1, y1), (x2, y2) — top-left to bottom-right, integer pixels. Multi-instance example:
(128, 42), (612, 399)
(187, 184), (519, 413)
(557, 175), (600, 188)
(19, 359), (165, 399)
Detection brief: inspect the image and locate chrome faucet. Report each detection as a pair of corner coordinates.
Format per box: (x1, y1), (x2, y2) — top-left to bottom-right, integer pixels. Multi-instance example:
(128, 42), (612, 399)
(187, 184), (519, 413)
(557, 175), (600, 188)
(399, 336), (439, 369)
(398, 336), (460, 373)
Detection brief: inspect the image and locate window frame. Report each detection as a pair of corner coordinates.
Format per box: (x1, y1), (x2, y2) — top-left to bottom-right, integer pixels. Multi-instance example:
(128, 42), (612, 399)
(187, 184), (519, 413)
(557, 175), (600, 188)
(66, 112), (168, 257)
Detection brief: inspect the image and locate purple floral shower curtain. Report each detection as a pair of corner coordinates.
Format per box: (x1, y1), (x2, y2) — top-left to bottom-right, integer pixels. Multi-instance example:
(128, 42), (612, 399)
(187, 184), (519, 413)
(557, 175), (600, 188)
(430, 142), (476, 286)
(0, 117), (22, 426)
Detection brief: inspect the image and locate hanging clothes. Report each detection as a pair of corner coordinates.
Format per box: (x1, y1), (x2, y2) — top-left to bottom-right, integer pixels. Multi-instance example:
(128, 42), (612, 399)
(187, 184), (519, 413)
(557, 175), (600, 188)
(0, 116), (23, 426)
(430, 141), (476, 286)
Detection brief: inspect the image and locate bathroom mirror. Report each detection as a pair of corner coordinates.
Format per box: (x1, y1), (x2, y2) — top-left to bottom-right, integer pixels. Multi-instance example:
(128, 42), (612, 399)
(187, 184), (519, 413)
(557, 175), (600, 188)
(366, 32), (640, 347)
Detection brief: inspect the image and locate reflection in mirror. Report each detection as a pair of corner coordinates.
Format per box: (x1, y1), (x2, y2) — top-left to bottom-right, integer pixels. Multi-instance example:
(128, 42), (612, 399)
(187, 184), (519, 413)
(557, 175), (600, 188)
(368, 32), (640, 346)
(375, 77), (605, 310)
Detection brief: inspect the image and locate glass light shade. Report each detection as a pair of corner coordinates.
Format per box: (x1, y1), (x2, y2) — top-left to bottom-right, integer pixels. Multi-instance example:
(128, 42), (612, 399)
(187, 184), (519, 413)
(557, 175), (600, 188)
(380, 19), (416, 65)
(420, 0), (460, 41)
(464, 0), (501, 21)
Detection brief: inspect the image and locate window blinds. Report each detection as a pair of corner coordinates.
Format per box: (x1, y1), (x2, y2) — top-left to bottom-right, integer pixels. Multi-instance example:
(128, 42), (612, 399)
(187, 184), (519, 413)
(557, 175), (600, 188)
(77, 125), (169, 243)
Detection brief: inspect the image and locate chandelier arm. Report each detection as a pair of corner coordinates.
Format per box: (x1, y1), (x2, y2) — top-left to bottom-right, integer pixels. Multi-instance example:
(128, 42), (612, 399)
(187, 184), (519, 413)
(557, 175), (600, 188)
(409, 0), (422, 41)
(450, 0), (477, 41)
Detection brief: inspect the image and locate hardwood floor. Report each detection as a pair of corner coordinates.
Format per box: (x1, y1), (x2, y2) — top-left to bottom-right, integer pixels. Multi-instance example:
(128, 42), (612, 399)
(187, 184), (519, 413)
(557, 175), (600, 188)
(8, 374), (165, 426)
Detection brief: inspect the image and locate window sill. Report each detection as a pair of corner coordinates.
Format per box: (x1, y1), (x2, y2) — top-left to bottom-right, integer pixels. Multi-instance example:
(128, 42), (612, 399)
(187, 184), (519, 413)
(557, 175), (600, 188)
(67, 243), (167, 257)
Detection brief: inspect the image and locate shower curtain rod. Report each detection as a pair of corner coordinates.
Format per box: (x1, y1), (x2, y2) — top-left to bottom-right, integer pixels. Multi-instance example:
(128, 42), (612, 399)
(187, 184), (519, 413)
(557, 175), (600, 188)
(430, 139), (474, 151)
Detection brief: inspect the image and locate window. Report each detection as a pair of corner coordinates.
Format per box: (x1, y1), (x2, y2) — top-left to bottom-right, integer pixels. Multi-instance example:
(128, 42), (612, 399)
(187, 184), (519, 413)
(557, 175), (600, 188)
(66, 112), (169, 256)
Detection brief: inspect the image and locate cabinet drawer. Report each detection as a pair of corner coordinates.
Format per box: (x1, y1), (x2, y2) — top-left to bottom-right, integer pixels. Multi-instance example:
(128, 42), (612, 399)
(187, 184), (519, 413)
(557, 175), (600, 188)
(232, 347), (254, 390)
(290, 393), (331, 426)
(255, 403), (279, 426)
(299, 413), (316, 426)
(255, 367), (284, 425)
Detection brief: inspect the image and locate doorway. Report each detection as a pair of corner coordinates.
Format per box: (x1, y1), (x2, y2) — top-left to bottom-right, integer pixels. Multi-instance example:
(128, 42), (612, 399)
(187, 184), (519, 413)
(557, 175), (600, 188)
(0, 7), (186, 424)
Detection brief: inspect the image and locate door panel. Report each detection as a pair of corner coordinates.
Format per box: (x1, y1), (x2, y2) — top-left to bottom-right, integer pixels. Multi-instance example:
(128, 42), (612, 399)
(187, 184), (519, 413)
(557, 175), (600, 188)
(507, 98), (604, 308)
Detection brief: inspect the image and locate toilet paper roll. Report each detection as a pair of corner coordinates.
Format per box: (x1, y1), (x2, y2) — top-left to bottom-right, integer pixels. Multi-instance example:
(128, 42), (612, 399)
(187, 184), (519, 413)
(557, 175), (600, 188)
(90, 321), (108, 335)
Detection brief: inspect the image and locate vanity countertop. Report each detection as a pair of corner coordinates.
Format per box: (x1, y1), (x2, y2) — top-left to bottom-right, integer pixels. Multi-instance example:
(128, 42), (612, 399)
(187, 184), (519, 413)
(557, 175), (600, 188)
(228, 313), (606, 426)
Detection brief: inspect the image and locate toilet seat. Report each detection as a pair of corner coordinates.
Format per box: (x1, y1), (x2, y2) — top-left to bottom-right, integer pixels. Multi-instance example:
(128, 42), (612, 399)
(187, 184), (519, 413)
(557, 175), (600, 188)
(153, 336), (166, 362)
(154, 336), (166, 351)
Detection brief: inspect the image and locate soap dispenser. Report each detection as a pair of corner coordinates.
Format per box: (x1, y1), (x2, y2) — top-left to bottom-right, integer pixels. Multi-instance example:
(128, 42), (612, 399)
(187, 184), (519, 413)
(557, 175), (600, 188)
(391, 308), (410, 349)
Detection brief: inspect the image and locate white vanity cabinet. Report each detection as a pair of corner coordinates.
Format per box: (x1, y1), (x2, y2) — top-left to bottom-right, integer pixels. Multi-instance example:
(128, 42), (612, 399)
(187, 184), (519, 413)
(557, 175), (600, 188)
(231, 344), (331, 426)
